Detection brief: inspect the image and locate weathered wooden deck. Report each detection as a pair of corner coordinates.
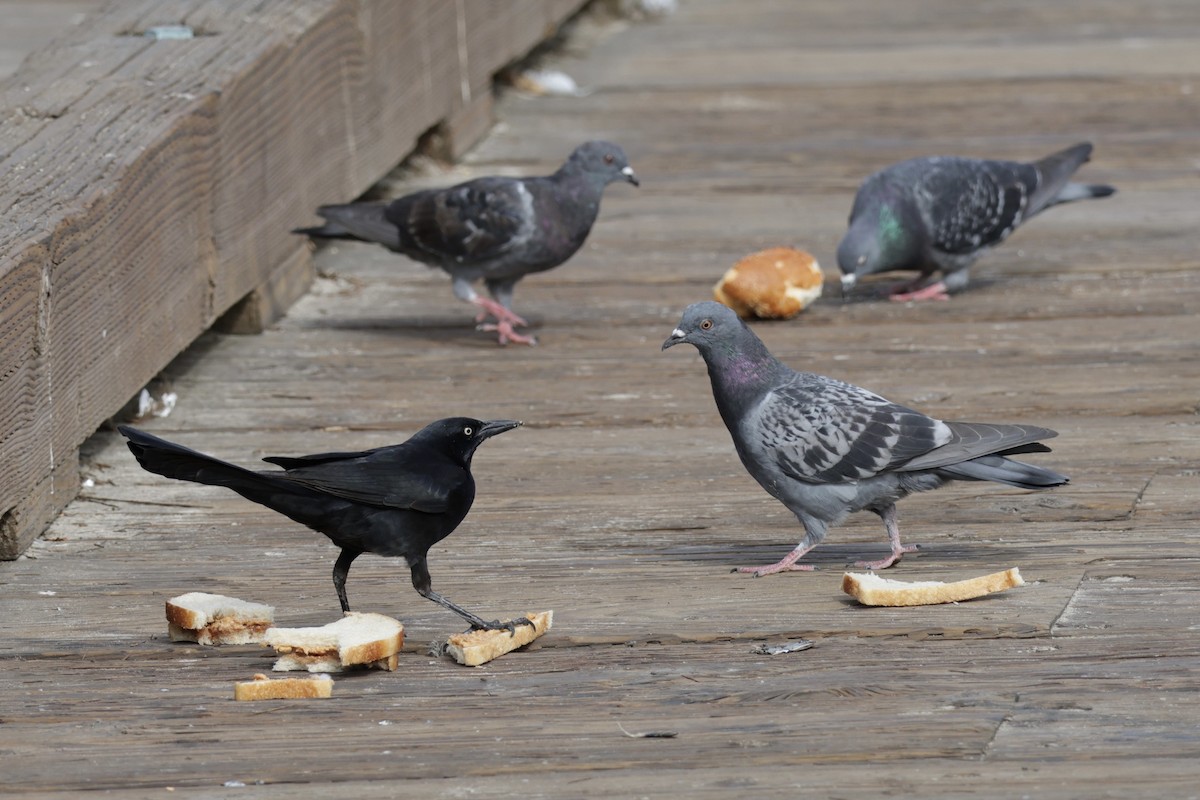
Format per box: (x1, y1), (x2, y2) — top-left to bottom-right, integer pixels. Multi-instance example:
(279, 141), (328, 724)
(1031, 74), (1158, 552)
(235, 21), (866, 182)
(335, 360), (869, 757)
(3, 1), (1200, 796)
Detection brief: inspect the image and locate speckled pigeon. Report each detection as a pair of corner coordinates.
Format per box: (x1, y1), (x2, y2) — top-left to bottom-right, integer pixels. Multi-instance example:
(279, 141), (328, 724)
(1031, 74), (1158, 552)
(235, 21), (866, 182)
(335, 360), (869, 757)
(837, 142), (1115, 302)
(295, 141), (638, 344)
(662, 301), (1068, 575)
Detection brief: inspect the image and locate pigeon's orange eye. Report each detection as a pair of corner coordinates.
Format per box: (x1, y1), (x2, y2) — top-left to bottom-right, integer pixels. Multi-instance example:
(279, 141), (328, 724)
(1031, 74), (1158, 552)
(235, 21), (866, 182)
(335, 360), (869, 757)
(700, 319), (713, 330)
(604, 153), (615, 164)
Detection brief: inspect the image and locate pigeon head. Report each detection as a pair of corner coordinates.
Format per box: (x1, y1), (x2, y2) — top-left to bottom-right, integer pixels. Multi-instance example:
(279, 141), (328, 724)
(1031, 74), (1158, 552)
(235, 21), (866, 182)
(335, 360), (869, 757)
(661, 301), (745, 355)
(662, 302), (786, 412)
(662, 301), (778, 370)
(412, 417), (523, 463)
(563, 140), (639, 187)
(837, 190), (920, 294)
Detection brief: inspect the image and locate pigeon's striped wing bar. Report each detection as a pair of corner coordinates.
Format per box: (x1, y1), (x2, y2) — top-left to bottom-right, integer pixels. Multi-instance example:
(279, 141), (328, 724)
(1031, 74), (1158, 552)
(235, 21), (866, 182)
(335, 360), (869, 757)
(756, 378), (952, 484)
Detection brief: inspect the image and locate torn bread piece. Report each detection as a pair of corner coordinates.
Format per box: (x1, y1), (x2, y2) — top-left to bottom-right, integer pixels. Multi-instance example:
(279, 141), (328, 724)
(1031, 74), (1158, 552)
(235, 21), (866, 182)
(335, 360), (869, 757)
(166, 592), (275, 645)
(445, 611), (553, 667)
(264, 612), (404, 672)
(234, 673), (333, 701)
(842, 568), (1025, 607)
(714, 247), (824, 320)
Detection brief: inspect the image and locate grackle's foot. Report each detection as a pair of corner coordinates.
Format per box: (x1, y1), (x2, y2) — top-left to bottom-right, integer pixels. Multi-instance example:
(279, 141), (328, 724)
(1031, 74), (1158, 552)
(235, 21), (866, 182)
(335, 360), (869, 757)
(471, 616), (537, 635)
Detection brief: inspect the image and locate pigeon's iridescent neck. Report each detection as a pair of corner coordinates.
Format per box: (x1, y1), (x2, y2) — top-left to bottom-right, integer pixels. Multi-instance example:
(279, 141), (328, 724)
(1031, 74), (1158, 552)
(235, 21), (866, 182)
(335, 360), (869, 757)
(705, 336), (780, 404)
(717, 351), (769, 387)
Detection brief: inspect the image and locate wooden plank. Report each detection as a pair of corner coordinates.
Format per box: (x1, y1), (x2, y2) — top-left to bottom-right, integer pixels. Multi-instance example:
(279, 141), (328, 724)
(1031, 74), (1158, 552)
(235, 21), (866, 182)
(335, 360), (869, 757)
(0, 0), (591, 559)
(0, 2), (99, 80)
(2, 0), (1199, 795)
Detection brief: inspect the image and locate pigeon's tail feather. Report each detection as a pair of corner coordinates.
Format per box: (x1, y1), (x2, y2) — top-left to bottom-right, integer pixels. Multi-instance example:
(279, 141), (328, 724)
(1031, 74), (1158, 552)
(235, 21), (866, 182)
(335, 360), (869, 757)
(294, 203), (397, 247)
(1028, 142), (1111, 215)
(937, 455), (1069, 490)
(898, 422), (1057, 472)
(1049, 181), (1116, 206)
(292, 221), (358, 240)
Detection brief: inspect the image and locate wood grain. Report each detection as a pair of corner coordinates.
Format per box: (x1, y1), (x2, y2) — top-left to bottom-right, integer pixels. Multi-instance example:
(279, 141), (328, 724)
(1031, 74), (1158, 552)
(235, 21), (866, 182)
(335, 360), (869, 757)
(1, 0), (1198, 795)
(0, 0), (590, 559)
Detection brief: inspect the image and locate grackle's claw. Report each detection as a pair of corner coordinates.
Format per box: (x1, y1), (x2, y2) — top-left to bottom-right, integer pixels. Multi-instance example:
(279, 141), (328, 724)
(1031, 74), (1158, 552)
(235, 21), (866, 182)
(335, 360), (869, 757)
(471, 616), (536, 635)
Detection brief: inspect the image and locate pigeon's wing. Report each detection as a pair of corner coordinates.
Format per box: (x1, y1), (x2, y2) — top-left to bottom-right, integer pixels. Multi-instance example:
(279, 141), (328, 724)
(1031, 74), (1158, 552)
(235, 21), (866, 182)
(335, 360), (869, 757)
(915, 157), (1039, 254)
(755, 378), (953, 484)
(273, 446), (463, 513)
(385, 177), (534, 265)
(896, 422), (1057, 471)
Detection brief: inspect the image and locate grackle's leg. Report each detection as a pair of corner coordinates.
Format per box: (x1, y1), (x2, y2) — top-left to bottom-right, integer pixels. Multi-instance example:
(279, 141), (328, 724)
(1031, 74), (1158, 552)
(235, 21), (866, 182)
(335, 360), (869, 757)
(333, 548), (362, 613)
(409, 558), (535, 633)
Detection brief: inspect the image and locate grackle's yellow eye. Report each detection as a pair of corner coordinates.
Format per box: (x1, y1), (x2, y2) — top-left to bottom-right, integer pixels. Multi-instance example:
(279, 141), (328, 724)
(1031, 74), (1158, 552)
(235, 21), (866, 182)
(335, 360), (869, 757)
(464, 427), (473, 436)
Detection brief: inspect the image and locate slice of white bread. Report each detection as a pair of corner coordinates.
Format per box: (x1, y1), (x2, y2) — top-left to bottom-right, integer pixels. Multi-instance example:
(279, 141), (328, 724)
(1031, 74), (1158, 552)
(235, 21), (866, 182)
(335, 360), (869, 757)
(445, 611), (553, 667)
(842, 568), (1025, 607)
(166, 592), (275, 645)
(264, 612), (404, 672)
(234, 673), (333, 701)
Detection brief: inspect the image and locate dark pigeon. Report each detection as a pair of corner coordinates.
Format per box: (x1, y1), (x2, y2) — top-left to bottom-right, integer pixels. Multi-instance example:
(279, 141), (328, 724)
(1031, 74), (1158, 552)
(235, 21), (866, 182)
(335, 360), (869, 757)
(120, 418), (531, 631)
(837, 142), (1115, 301)
(662, 301), (1068, 575)
(295, 140), (638, 344)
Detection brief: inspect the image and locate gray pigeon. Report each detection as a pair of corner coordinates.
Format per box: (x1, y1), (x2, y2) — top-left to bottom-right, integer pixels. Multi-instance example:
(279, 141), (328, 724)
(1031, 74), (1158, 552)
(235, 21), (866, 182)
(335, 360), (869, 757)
(295, 141), (638, 344)
(837, 142), (1115, 301)
(662, 301), (1068, 575)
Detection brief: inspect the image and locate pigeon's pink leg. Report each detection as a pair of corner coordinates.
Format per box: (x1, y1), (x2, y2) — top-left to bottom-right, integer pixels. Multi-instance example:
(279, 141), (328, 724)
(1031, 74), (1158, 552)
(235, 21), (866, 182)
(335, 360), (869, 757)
(854, 505), (919, 570)
(477, 320), (537, 346)
(889, 280), (950, 302)
(735, 543), (818, 577)
(470, 297), (535, 345)
(470, 296), (528, 328)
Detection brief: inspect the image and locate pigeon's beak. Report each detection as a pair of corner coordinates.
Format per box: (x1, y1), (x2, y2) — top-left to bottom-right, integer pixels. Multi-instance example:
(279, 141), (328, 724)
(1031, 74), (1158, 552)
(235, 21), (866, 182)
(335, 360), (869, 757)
(661, 328), (687, 350)
(840, 273), (857, 297)
(479, 419), (523, 439)
(621, 165), (640, 187)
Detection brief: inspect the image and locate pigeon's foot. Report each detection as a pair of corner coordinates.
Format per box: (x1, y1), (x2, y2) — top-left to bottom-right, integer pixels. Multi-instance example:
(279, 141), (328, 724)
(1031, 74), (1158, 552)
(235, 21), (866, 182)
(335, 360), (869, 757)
(734, 539), (821, 577)
(471, 297), (535, 345)
(889, 281), (950, 302)
(734, 562), (817, 577)
(478, 320), (538, 346)
(853, 543), (920, 571)
(471, 297), (529, 328)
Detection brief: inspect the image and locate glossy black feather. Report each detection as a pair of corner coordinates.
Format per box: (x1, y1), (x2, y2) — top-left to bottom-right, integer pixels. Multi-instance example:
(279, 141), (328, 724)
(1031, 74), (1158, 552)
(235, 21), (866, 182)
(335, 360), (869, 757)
(119, 418), (523, 628)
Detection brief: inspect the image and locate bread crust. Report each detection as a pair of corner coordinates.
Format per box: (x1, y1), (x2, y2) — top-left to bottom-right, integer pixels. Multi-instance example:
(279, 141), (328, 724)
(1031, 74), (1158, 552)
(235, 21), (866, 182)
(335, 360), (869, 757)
(264, 612), (404, 672)
(842, 568), (1025, 607)
(165, 592), (274, 645)
(234, 673), (333, 701)
(445, 611), (553, 667)
(714, 247), (823, 319)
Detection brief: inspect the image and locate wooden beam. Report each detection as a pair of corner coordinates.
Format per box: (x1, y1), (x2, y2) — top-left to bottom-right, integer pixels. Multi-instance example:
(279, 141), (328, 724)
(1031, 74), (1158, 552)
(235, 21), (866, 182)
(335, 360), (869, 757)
(0, 0), (589, 558)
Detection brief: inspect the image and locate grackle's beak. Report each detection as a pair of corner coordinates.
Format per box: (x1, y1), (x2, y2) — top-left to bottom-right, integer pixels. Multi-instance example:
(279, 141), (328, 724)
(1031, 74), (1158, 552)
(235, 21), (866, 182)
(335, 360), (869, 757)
(479, 419), (523, 439)
(621, 166), (640, 187)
